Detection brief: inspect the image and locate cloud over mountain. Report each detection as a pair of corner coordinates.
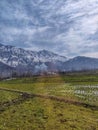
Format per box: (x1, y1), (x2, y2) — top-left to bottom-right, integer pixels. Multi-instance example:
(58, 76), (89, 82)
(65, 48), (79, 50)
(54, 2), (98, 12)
(0, 0), (98, 57)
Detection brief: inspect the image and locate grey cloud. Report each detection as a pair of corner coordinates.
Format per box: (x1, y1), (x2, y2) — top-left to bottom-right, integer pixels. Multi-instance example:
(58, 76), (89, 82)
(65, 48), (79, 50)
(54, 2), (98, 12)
(0, 0), (98, 58)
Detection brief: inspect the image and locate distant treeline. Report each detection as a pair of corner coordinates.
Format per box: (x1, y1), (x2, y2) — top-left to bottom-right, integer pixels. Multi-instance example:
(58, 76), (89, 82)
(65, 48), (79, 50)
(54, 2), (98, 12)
(1, 69), (98, 80)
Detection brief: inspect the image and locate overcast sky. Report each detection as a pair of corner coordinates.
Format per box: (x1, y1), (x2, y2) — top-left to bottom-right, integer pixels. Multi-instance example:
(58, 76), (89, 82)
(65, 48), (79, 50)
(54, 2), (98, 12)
(0, 0), (98, 58)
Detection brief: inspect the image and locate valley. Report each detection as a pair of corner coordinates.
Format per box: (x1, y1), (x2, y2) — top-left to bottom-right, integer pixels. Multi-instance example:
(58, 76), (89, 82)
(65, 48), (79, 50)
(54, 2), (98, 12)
(0, 73), (98, 130)
(0, 0), (98, 129)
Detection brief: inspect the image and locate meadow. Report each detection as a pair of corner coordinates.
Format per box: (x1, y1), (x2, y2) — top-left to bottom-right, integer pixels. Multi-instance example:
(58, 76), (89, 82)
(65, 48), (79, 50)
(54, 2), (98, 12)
(0, 73), (98, 130)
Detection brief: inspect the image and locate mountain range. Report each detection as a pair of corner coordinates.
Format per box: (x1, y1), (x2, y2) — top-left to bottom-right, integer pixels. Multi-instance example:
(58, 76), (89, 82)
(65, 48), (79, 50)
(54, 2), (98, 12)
(0, 43), (98, 77)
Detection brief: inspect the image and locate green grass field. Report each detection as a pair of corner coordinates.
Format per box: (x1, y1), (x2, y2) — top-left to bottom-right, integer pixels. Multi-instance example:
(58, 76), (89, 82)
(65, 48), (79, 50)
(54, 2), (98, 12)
(0, 74), (98, 130)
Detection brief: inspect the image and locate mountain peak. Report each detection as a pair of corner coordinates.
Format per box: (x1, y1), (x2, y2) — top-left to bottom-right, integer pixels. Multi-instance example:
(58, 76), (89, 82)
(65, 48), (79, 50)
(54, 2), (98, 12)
(73, 56), (98, 60)
(0, 43), (98, 76)
(39, 49), (56, 54)
(0, 43), (67, 67)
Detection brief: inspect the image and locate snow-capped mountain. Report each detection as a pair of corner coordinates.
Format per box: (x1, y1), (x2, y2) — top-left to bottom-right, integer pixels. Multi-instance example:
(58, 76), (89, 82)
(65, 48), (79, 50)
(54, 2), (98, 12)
(1, 43), (98, 77)
(0, 43), (67, 67)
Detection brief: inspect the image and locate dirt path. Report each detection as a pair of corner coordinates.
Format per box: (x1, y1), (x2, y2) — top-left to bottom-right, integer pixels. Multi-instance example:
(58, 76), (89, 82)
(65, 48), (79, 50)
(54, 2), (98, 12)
(0, 87), (98, 110)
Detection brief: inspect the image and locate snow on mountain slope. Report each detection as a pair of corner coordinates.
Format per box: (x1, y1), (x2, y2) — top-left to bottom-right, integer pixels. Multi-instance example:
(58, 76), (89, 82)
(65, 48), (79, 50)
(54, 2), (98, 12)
(0, 43), (67, 67)
(1, 43), (98, 75)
